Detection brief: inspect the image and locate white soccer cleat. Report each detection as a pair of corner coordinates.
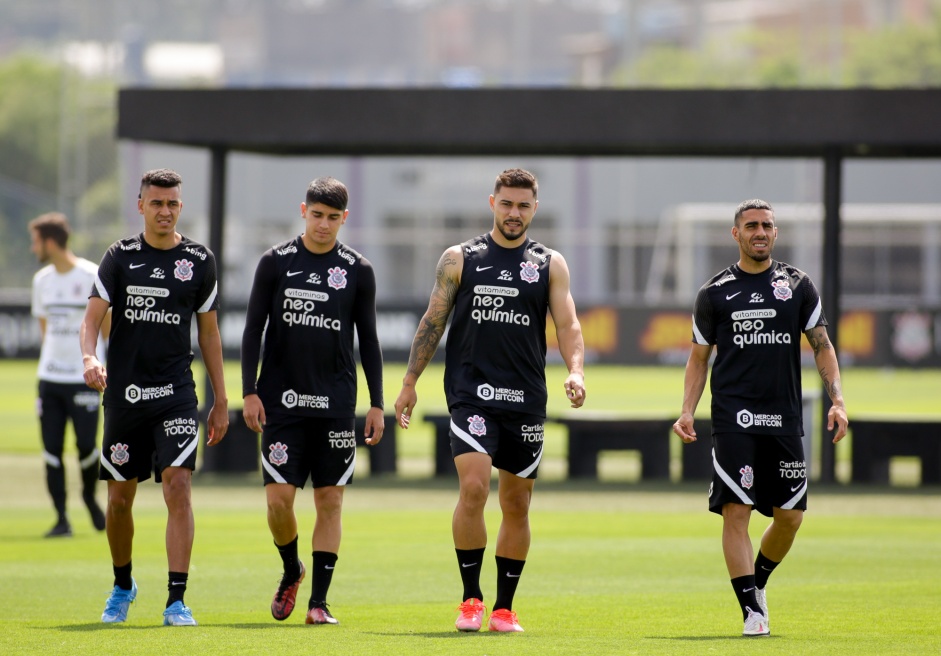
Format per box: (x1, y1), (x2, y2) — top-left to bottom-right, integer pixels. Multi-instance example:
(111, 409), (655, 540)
(742, 606), (770, 637)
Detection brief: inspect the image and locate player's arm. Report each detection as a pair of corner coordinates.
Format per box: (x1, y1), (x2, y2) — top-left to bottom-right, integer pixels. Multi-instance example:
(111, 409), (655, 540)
(241, 252), (277, 433)
(394, 245), (462, 428)
(805, 325), (848, 443)
(674, 343), (714, 443)
(80, 297), (110, 392)
(37, 317), (47, 342)
(547, 251), (585, 408)
(353, 258), (385, 445)
(197, 310), (229, 446)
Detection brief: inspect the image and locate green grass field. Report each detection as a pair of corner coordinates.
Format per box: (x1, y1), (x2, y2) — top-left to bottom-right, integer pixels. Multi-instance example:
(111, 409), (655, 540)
(1, 360), (939, 655)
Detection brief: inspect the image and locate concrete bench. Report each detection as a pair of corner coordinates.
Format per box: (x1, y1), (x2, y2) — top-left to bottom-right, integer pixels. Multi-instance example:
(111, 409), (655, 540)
(851, 418), (941, 485)
(200, 410), (397, 475)
(553, 416), (673, 481)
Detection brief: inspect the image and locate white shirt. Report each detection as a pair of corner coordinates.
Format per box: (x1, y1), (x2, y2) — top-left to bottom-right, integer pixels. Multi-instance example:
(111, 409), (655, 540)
(31, 258), (104, 383)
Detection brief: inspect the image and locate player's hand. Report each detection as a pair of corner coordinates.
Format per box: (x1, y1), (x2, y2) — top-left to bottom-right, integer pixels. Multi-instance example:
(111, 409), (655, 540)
(206, 401), (229, 446)
(243, 394), (266, 433)
(82, 356), (107, 393)
(563, 373), (586, 408)
(394, 384), (417, 429)
(828, 404), (849, 443)
(363, 406), (385, 445)
(673, 413), (698, 443)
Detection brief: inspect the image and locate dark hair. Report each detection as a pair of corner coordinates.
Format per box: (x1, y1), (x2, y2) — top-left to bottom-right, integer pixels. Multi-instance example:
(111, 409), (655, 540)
(28, 212), (70, 249)
(306, 177), (349, 211)
(734, 199), (774, 225)
(494, 168), (538, 199)
(139, 168), (183, 197)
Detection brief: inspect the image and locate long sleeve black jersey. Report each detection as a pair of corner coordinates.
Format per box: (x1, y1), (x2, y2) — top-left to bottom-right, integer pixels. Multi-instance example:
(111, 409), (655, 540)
(445, 233), (551, 416)
(692, 260), (827, 436)
(241, 237), (383, 418)
(91, 233), (219, 408)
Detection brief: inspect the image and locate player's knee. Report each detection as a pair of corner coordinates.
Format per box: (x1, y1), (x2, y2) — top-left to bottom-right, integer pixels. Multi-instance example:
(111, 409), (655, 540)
(458, 479), (490, 508)
(500, 492), (531, 520)
(774, 509), (803, 534)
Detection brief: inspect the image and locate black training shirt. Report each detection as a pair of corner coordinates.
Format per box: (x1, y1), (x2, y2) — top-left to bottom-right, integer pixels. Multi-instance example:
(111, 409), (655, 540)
(692, 260), (826, 435)
(445, 233), (551, 416)
(241, 236), (383, 418)
(91, 233), (219, 408)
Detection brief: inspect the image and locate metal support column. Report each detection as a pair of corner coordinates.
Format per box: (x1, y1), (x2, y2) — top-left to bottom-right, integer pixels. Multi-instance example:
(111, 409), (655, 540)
(818, 148), (842, 483)
(203, 147), (227, 410)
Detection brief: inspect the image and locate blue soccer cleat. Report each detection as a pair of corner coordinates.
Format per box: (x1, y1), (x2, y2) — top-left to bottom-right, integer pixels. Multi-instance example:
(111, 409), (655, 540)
(163, 600), (198, 626)
(101, 578), (137, 623)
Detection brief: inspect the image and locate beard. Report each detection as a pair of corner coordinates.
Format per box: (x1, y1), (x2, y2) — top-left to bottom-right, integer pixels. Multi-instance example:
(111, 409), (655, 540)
(497, 223), (527, 242)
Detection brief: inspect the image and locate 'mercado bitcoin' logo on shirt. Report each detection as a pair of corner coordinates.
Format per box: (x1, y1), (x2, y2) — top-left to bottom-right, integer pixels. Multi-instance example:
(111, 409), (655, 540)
(124, 286), (181, 324)
(471, 285), (528, 325)
(730, 309), (790, 349)
(281, 288), (338, 329)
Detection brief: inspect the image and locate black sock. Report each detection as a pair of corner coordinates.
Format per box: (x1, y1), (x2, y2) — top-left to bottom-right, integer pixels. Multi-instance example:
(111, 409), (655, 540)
(275, 536), (301, 581)
(754, 551), (779, 590)
(455, 548), (485, 602)
(167, 571), (188, 607)
(731, 575), (759, 621)
(309, 551), (338, 609)
(493, 556), (525, 611)
(113, 562), (133, 590)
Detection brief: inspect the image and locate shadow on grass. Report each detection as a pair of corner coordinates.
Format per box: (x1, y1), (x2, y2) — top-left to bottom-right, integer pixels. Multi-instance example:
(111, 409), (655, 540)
(53, 622), (339, 632)
(646, 635), (783, 641)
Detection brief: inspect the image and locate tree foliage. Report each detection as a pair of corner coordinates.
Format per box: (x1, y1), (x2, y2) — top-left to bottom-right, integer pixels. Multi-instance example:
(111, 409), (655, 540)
(0, 54), (118, 287)
(617, 11), (941, 89)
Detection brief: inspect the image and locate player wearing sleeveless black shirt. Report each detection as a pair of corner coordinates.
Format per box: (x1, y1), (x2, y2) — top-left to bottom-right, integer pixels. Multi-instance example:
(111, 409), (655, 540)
(674, 199), (848, 637)
(29, 212), (109, 537)
(81, 169), (229, 627)
(242, 176), (384, 626)
(394, 169), (586, 633)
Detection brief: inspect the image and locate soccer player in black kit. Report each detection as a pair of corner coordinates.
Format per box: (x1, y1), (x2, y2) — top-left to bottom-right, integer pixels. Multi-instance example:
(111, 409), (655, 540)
(673, 199), (848, 637)
(241, 176), (384, 626)
(394, 168), (586, 633)
(80, 168), (229, 626)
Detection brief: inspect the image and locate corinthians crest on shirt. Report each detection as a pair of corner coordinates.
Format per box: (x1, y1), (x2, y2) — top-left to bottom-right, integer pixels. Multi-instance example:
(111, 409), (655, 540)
(174, 259), (195, 282)
(771, 279), (792, 301)
(327, 266), (347, 290)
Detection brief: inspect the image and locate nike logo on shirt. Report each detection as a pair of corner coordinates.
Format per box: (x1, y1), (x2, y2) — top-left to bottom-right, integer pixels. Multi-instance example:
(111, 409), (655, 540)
(286, 270), (303, 277)
(177, 439), (190, 448)
(130, 263), (146, 269)
(476, 265), (493, 271)
(726, 292), (741, 299)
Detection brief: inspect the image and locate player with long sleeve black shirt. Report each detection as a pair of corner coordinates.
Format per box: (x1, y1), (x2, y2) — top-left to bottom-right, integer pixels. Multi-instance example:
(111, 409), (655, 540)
(241, 176), (384, 626)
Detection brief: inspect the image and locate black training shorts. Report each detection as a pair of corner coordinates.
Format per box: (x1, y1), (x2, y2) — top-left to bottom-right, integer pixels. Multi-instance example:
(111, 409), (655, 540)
(709, 432), (808, 517)
(449, 404), (546, 479)
(261, 413), (357, 488)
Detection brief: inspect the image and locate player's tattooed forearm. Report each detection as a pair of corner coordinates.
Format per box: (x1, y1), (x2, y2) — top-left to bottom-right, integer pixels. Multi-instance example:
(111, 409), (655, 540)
(824, 377), (843, 402)
(410, 316), (444, 370)
(807, 327), (833, 355)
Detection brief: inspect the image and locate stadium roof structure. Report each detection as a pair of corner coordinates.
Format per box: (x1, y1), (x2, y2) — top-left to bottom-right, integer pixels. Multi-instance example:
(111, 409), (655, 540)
(117, 87), (941, 482)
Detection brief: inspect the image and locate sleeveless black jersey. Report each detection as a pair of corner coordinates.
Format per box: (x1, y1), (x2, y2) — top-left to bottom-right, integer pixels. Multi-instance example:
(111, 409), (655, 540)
(692, 260), (826, 436)
(445, 233), (551, 416)
(241, 237), (383, 418)
(91, 233), (219, 409)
